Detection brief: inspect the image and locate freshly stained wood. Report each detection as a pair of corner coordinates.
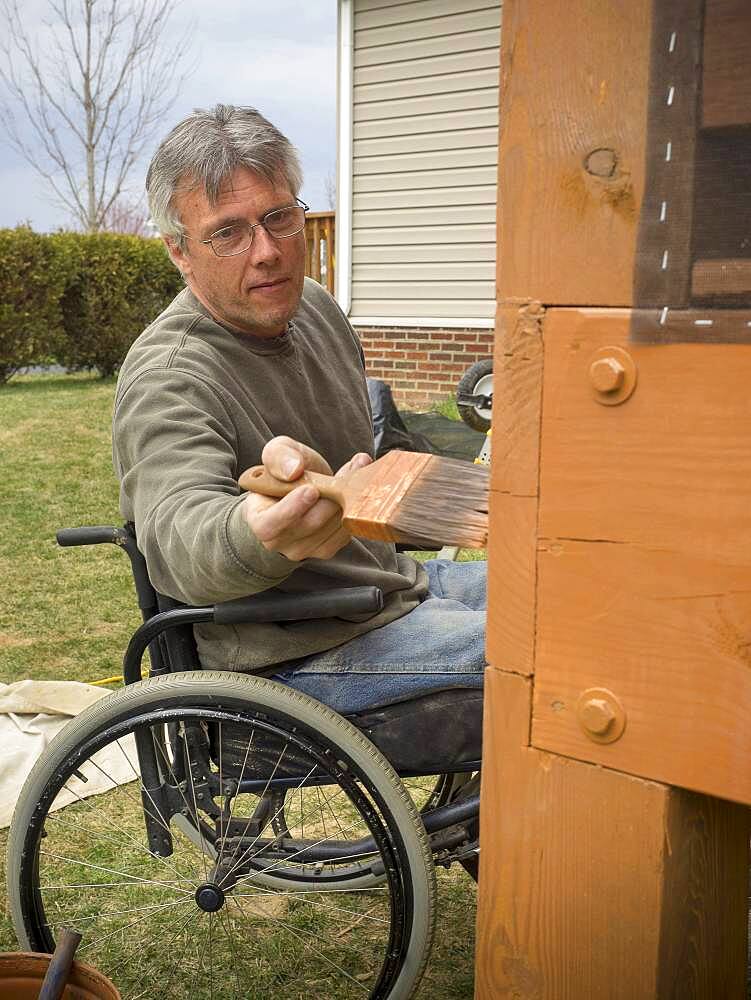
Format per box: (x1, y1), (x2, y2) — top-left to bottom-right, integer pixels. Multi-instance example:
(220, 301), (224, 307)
(476, 669), (751, 999)
(485, 302), (545, 675)
(538, 310), (751, 564)
(480, 0), (751, 992)
(496, 0), (651, 305)
(489, 302), (544, 497)
(486, 494), (538, 676)
(533, 535), (751, 803)
(531, 308), (751, 804)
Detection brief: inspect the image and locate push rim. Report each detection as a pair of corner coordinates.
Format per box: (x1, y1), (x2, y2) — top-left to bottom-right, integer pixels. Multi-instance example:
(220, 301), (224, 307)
(12, 700), (421, 1000)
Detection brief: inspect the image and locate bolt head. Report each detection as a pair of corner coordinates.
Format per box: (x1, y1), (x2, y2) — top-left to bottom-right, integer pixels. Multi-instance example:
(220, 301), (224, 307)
(590, 357), (625, 393)
(579, 698), (615, 735)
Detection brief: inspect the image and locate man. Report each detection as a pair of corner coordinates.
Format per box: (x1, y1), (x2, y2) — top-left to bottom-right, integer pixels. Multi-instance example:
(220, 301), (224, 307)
(113, 104), (485, 714)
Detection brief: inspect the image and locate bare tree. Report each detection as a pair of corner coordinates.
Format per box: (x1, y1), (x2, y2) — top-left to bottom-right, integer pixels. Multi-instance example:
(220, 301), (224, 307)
(0, 0), (192, 232)
(102, 196), (150, 236)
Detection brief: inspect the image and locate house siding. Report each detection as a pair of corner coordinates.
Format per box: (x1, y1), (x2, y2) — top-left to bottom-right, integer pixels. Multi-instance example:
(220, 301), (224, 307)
(350, 0), (501, 326)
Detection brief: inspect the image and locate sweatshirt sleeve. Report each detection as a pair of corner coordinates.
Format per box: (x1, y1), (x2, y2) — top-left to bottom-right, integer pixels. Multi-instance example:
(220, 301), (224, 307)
(113, 366), (296, 605)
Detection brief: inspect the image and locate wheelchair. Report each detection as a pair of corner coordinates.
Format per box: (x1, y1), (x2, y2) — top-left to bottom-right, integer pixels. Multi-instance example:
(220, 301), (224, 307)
(6, 524), (481, 1000)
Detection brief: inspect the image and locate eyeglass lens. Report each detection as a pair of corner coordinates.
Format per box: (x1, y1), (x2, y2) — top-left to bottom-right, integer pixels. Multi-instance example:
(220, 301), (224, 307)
(211, 205), (306, 256)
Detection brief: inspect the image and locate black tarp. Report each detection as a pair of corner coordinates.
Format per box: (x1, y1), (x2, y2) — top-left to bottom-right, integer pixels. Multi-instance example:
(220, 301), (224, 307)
(367, 377), (486, 463)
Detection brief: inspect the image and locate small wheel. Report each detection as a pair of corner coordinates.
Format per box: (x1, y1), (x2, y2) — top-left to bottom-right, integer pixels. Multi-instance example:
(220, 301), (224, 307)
(457, 358), (493, 432)
(7, 671), (436, 1000)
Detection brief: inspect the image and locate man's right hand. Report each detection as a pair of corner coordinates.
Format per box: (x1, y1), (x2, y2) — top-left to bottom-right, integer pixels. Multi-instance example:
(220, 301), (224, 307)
(241, 436), (372, 562)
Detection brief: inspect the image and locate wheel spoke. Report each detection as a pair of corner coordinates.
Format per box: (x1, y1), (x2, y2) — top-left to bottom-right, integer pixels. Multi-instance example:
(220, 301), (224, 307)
(10, 688), (434, 998)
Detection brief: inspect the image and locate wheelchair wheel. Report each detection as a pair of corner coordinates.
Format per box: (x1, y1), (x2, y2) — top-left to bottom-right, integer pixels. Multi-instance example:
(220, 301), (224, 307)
(7, 672), (436, 1000)
(244, 771), (473, 893)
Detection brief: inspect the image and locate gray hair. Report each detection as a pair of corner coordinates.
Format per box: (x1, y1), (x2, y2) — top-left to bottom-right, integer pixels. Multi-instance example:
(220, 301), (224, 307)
(146, 104), (303, 248)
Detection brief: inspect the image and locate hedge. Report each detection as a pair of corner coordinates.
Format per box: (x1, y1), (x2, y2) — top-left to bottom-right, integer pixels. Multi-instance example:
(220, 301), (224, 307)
(0, 227), (79, 384)
(0, 227), (184, 383)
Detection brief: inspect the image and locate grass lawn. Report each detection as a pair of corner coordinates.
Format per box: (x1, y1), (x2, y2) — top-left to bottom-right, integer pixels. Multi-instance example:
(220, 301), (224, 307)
(0, 374), (479, 998)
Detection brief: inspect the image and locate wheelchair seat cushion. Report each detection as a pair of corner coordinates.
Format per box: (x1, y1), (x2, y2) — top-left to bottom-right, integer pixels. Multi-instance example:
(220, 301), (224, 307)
(213, 687), (482, 779)
(345, 688), (482, 773)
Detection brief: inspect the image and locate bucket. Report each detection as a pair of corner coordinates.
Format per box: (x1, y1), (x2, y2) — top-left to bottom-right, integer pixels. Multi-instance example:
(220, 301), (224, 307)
(0, 952), (120, 999)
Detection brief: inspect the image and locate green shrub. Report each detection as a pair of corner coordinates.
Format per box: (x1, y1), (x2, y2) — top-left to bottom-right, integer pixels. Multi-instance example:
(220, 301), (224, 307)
(0, 226), (78, 384)
(55, 233), (183, 377)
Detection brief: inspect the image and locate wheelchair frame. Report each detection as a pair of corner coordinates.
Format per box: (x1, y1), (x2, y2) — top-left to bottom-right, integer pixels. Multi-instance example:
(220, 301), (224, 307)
(6, 524), (481, 1000)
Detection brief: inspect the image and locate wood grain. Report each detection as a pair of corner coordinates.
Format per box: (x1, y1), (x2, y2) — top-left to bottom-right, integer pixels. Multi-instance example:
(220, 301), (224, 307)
(531, 307), (751, 803)
(475, 668), (750, 999)
(532, 535), (751, 804)
(496, 0), (650, 305)
(486, 492), (538, 675)
(485, 302), (545, 674)
(538, 309), (751, 565)
(489, 302), (544, 497)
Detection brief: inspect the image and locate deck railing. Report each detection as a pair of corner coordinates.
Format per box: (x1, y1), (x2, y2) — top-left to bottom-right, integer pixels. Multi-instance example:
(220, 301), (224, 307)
(304, 211), (335, 294)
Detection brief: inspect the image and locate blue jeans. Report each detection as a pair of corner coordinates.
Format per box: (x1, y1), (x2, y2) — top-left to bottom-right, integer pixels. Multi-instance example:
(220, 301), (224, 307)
(273, 559), (486, 714)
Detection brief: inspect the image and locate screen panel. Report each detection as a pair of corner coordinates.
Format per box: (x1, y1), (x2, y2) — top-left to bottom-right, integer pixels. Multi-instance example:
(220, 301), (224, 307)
(632, 0), (751, 343)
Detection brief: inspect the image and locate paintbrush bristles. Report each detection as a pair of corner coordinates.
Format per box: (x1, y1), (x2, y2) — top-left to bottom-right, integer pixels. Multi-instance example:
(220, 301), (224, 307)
(240, 449), (490, 550)
(343, 453), (489, 549)
(389, 455), (489, 548)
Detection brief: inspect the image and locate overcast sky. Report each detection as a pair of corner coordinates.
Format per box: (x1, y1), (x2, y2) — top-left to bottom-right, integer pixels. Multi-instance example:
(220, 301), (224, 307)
(0, 0), (338, 232)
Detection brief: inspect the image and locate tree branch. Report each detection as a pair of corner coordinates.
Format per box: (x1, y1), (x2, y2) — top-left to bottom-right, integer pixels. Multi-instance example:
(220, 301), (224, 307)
(0, 0), (193, 230)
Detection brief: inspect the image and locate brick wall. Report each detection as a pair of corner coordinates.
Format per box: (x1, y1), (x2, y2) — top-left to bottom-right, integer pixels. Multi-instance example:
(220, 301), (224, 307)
(355, 326), (495, 410)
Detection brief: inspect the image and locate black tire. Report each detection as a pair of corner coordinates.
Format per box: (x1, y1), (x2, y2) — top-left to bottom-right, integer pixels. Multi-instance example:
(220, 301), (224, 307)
(7, 672), (436, 1000)
(457, 358), (493, 432)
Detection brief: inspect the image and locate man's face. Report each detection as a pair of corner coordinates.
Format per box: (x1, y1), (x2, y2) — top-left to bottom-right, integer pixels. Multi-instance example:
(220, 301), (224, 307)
(166, 167), (306, 338)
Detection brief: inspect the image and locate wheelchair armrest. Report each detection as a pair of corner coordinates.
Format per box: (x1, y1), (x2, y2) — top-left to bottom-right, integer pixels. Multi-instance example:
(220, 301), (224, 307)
(57, 526), (122, 546)
(214, 586), (384, 625)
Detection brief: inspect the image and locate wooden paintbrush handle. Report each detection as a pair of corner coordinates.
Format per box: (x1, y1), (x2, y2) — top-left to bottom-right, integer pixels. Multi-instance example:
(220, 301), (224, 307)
(239, 465), (347, 508)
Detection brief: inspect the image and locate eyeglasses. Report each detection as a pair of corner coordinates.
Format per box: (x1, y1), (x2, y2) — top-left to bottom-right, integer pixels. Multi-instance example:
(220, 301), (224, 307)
(189, 198), (309, 257)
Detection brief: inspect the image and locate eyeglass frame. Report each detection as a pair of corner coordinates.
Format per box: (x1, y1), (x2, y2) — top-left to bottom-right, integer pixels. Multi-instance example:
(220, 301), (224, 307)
(184, 197), (309, 257)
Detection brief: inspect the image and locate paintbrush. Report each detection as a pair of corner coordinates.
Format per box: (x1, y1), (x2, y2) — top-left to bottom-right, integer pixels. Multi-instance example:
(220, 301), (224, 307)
(238, 449), (489, 549)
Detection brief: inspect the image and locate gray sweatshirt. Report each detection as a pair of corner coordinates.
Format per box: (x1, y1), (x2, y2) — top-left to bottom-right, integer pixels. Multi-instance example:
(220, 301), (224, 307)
(113, 278), (428, 671)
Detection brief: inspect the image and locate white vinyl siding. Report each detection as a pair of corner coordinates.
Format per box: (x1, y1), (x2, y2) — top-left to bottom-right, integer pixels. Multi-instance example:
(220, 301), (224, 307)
(346, 0), (500, 325)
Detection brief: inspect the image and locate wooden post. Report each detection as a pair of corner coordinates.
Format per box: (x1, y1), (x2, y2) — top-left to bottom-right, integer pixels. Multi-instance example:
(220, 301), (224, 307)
(476, 670), (749, 999)
(476, 0), (751, 994)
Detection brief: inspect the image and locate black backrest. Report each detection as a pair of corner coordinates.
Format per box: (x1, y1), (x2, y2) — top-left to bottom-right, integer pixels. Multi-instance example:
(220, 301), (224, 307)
(123, 522), (202, 676)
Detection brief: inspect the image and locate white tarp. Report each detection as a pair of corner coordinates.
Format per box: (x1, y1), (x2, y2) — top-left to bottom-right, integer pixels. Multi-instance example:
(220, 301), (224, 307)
(0, 680), (137, 828)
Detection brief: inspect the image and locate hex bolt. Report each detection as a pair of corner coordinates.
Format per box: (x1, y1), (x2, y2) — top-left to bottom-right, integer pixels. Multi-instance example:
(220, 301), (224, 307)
(590, 357), (625, 393)
(579, 697), (615, 736)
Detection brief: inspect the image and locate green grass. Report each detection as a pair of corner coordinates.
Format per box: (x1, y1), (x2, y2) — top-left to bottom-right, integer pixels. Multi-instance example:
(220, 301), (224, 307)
(427, 396), (461, 421)
(0, 374), (478, 998)
(0, 374), (140, 685)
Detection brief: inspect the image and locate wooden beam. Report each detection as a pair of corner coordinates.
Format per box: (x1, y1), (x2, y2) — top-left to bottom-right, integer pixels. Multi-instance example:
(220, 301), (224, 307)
(475, 668), (750, 999)
(530, 307), (751, 804)
(496, 0), (651, 305)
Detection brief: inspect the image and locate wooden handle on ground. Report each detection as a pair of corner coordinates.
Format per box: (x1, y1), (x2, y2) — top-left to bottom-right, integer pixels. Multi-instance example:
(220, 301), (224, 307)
(239, 466), (347, 508)
(38, 926), (82, 1000)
